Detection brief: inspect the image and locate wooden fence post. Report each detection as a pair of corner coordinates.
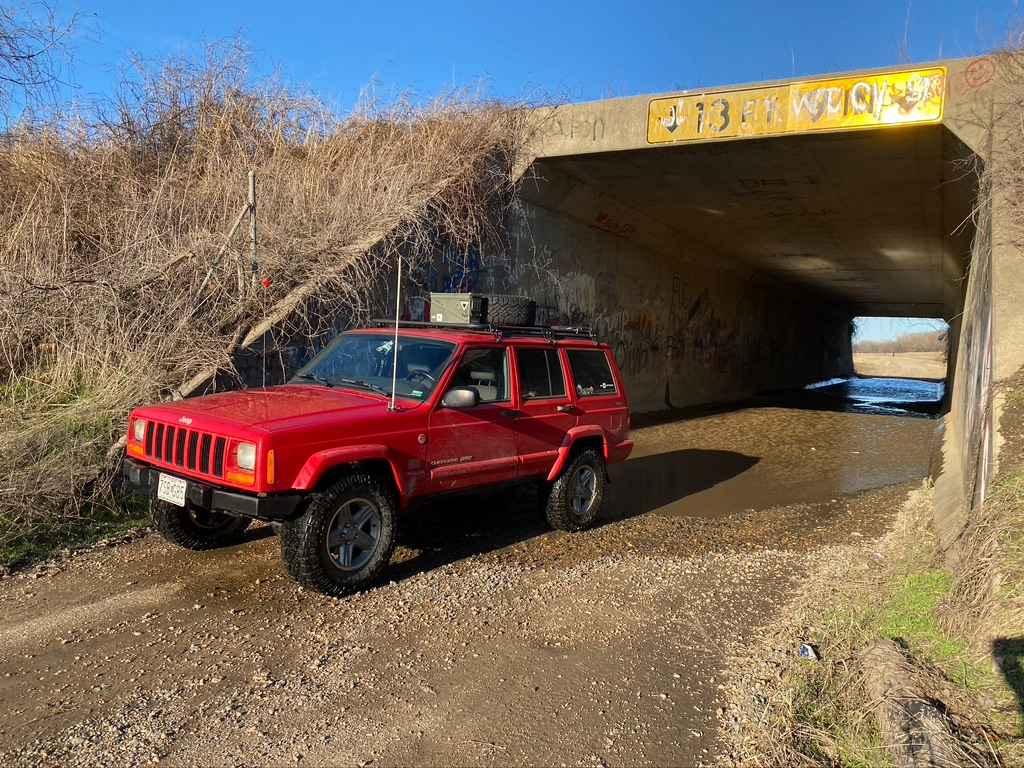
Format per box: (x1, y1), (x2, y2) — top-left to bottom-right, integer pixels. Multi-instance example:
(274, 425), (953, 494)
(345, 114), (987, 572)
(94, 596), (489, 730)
(248, 170), (258, 281)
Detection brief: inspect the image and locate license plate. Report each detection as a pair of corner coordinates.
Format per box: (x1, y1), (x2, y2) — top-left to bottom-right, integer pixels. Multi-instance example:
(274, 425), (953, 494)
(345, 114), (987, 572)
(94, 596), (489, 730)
(157, 473), (188, 507)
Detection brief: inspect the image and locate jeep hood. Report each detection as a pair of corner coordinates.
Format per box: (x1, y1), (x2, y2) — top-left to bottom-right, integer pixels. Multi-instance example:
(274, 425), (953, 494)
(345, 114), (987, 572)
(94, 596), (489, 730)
(146, 385), (391, 431)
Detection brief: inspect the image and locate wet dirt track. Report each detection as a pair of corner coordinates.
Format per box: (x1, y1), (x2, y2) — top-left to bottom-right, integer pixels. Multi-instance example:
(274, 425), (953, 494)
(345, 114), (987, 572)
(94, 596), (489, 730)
(0, 398), (939, 767)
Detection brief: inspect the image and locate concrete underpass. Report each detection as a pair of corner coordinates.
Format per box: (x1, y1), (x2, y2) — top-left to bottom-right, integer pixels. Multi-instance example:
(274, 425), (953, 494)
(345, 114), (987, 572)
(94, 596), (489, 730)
(503, 58), (1011, 553)
(512, 123), (976, 414)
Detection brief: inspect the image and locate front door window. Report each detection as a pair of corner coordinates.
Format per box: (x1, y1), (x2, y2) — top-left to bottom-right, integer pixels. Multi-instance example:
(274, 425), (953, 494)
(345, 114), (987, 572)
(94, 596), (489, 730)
(447, 347), (509, 403)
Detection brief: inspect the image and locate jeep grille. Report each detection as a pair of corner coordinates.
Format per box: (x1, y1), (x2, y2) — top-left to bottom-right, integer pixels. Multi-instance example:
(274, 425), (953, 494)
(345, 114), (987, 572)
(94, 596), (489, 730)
(143, 421), (227, 478)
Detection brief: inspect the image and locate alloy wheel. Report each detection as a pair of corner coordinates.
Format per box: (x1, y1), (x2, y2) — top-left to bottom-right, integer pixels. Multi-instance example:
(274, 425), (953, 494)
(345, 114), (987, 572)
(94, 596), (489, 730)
(571, 465), (598, 518)
(326, 497), (382, 571)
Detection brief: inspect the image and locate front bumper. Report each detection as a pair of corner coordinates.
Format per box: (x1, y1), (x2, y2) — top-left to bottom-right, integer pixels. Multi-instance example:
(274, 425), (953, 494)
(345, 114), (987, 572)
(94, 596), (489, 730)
(122, 459), (304, 521)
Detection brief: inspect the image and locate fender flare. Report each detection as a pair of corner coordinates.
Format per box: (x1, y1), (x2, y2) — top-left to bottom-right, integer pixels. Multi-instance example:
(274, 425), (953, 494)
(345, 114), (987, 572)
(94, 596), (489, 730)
(291, 444), (406, 496)
(545, 425), (607, 483)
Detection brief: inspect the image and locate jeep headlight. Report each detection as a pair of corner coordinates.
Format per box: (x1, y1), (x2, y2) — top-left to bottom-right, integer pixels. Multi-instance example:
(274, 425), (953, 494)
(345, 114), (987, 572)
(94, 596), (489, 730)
(236, 442), (257, 472)
(132, 419), (146, 442)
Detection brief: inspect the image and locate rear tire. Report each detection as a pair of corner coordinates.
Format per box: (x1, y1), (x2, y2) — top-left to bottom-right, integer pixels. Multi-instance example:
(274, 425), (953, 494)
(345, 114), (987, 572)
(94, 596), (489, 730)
(279, 472), (398, 596)
(545, 448), (606, 531)
(151, 499), (250, 550)
(485, 294), (536, 326)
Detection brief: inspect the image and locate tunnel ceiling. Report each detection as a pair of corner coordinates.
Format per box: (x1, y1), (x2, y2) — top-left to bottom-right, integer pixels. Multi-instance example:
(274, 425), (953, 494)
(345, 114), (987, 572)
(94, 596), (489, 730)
(528, 124), (976, 317)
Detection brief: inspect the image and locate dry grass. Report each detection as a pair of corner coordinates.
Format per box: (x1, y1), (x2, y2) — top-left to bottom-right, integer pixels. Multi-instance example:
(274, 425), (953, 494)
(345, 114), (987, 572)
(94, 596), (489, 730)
(0, 42), (537, 560)
(944, 389), (1024, 644)
(852, 351), (947, 380)
(724, 486), (1007, 767)
(943, 370), (1024, 765)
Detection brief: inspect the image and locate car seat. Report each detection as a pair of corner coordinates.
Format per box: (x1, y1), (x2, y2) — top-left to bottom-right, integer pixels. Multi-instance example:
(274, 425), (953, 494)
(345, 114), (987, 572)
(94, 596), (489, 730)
(468, 369), (499, 402)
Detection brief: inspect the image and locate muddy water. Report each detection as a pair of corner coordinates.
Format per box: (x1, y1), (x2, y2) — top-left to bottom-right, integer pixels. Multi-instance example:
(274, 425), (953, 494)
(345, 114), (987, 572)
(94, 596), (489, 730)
(800, 376), (944, 417)
(611, 399), (938, 524)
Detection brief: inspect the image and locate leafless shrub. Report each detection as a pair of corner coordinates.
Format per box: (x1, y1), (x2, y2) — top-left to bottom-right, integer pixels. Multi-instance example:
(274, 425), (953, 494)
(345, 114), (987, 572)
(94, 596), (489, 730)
(0, 42), (537, 551)
(853, 329), (948, 355)
(0, 2), (73, 119)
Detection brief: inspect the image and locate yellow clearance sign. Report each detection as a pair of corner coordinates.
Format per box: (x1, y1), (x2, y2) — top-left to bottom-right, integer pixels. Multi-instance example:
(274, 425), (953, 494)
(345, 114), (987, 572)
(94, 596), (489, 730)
(647, 67), (945, 144)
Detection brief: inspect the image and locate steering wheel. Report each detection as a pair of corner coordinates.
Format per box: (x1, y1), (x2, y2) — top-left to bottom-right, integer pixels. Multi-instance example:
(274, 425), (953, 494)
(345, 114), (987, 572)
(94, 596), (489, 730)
(406, 369), (436, 385)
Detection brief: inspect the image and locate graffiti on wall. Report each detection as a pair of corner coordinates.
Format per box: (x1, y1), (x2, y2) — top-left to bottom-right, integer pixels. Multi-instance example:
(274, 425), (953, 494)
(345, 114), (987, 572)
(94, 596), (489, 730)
(544, 112), (607, 143)
(502, 202), (856, 410)
(648, 67), (945, 144)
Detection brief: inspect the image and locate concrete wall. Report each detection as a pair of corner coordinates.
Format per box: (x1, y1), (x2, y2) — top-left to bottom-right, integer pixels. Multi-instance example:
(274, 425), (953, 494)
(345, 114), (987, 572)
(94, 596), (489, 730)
(931, 57), (1020, 559)
(501, 184), (854, 413)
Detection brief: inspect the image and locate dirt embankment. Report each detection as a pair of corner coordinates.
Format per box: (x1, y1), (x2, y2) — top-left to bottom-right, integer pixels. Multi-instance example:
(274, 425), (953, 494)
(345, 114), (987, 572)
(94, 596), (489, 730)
(853, 351), (947, 380)
(0, 405), (937, 766)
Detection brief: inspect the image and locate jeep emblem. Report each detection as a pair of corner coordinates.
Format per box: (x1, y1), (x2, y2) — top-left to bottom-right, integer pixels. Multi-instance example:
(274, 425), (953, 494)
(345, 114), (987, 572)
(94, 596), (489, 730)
(178, 416), (193, 425)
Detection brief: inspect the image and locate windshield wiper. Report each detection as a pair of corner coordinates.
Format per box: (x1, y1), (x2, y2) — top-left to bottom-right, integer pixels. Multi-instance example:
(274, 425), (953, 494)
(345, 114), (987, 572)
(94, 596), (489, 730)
(293, 373), (333, 387)
(336, 377), (390, 397)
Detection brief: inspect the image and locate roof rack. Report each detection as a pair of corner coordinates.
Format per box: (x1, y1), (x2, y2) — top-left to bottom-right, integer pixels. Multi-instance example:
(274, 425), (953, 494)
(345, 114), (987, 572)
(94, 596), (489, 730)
(369, 319), (597, 340)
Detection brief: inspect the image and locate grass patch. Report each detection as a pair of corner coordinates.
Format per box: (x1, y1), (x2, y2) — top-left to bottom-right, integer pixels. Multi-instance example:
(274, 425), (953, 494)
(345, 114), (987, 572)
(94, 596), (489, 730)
(0, 497), (149, 571)
(880, 571), (962, 659)
(880, 570), (997, 696)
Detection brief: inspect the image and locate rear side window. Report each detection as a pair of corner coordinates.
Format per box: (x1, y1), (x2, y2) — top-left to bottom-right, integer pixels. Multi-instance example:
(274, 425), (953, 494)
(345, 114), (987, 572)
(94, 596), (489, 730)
(517, 348), (566, 399)
(568, 349), (617, 397)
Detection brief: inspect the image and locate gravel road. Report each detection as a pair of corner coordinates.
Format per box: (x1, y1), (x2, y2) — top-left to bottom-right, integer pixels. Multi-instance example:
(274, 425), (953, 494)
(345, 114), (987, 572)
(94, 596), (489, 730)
(0, 404), (936, 767)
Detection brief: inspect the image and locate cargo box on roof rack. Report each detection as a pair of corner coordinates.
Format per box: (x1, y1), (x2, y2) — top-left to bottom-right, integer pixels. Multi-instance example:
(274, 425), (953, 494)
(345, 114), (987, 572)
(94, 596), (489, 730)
(428, 292), (536, 326)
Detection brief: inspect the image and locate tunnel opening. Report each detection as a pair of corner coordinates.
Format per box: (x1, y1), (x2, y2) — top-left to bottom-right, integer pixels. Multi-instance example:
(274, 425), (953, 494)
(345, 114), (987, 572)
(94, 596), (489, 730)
(851, 316), (949, 379)
(786, 315), (953, 419)
(512, 123), (980, 417)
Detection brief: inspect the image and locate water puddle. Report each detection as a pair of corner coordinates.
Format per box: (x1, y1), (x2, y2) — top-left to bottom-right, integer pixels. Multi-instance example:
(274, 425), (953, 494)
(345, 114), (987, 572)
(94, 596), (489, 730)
(764, 376), (945, 418)
(620, 376), (944, 521)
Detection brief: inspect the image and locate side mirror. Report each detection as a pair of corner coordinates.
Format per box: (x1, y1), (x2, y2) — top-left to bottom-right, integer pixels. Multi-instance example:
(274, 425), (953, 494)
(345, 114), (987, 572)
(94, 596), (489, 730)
(442, 386), (480, 409)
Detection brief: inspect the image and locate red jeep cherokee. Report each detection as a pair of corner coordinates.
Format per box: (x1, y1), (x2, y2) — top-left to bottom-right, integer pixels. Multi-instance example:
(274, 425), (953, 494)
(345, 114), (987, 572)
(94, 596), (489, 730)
(123, 324), (633, 595)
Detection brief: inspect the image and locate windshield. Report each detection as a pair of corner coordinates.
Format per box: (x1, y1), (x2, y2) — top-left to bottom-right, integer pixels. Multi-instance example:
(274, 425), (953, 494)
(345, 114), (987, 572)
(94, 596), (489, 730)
(291, 333), (456, 401)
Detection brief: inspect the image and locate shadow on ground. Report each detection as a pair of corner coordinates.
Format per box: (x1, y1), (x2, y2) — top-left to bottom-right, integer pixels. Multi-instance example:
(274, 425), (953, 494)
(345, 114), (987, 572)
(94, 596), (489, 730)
(993, 637), (1024, 723)
(390, 448), (758, 581)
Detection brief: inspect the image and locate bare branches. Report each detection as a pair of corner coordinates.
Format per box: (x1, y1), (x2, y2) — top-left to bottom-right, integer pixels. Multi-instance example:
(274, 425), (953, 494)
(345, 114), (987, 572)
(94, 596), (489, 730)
(0, 2), (74, 118)
(853, 329), (947, 355)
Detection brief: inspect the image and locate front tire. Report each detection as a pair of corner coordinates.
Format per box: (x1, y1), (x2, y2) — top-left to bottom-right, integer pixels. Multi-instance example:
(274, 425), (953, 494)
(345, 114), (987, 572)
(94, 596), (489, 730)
(151, 499), (250, 550)
(279, 472), (398, 596)
(545, 448), (606, 531)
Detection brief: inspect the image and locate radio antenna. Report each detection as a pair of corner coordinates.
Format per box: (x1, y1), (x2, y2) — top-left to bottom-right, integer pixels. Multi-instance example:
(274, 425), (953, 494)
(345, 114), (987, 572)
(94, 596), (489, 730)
(388, 255), (402, 412)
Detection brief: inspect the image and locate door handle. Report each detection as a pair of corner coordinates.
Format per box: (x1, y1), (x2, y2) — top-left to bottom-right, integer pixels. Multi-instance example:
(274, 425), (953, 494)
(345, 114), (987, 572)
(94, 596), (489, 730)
(501, 410), (523, 419)
(556, 405), (580, 414)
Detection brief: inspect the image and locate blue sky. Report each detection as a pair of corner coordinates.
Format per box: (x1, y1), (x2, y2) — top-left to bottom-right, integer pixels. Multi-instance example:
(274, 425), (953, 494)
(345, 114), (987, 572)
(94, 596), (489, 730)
(855, 317), (948, 342)
(61, 0), (1018, 113)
